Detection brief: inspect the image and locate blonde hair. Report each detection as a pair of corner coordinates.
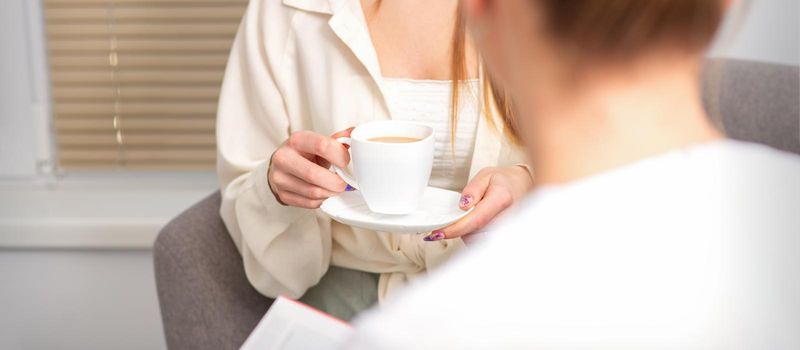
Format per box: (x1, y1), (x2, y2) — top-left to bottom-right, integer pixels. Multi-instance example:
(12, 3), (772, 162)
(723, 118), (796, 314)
(450, 5), (517, 145)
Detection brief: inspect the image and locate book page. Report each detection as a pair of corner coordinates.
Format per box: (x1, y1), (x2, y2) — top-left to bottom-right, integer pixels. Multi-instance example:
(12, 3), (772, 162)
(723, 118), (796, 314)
(240, 296), (353, 350)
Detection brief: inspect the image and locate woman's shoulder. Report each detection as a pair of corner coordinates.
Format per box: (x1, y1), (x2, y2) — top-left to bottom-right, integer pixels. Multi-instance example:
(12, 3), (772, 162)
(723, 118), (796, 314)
(687, 140), (800, 191)
(711, 139), (800, 168)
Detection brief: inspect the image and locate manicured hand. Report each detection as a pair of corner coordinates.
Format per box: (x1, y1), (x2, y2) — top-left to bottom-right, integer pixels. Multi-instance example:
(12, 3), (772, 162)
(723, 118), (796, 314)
(424, 166), (533, 242)
(268, 128), (354, 208)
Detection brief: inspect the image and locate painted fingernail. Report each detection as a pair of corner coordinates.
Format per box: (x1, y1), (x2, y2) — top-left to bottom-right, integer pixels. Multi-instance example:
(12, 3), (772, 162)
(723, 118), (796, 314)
(345, 185), (356, 191)
(423, 230), (446, 242)
(460, 194), (473, 208)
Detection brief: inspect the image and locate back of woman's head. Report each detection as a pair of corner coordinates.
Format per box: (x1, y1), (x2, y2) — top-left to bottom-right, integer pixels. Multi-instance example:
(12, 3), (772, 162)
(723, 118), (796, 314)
(482, 0), (728, 141)
(537, 0), (726, 62)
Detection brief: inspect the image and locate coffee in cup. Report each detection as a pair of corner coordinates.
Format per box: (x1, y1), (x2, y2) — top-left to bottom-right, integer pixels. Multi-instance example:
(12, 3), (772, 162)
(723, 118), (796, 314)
(367, 136), (421, 143)
(332, 121), (434, 215)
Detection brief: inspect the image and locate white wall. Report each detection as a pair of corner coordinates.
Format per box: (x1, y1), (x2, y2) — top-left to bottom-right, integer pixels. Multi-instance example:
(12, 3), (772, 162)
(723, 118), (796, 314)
(0, 175), (216, 350)
(0, 0), (41, 177)
(0, 250), (165, 350)
(0, 0), (53, 178)
(710, 0), (800, 65)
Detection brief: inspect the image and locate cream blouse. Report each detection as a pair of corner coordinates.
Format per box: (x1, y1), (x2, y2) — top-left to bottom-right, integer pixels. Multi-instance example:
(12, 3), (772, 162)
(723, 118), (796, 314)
(217, 0), (525, 302)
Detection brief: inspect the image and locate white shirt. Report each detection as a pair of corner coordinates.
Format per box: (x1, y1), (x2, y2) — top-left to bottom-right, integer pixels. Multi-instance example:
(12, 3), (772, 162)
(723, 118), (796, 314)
(346, 140), (800, 349)
(382, 78), (481, 190)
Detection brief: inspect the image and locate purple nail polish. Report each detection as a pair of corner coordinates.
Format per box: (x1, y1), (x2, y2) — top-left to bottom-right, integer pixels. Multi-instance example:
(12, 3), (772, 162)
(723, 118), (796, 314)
(460, 194), (473, 208)
(345, 185), (356, 192)
(423, 230), (446, 242)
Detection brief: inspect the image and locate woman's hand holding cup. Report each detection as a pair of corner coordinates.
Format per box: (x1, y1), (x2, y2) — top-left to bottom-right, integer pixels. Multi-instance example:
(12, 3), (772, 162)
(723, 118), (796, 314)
(268, 128), (354, 208)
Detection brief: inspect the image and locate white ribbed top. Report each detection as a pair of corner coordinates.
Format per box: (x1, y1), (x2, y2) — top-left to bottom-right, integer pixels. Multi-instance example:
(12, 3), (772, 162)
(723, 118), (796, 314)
(381, 78), (481, 191)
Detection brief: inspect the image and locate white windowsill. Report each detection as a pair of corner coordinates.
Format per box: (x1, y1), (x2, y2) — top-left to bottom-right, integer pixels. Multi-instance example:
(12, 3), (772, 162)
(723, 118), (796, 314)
(0, 172), (218, 249)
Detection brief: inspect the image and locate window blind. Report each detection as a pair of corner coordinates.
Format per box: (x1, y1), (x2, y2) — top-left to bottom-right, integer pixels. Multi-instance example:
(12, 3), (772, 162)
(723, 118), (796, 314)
(45, 0), (247, 170)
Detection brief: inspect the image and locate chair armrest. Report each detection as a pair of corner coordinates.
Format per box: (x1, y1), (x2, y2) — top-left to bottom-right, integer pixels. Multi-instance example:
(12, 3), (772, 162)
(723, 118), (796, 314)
(154, 191), (273, 350)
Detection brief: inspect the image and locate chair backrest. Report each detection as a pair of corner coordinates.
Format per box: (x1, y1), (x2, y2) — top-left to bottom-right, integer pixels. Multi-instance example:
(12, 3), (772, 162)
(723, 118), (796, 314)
(703, 59), (800, 155)
(154, 192), (272, 350)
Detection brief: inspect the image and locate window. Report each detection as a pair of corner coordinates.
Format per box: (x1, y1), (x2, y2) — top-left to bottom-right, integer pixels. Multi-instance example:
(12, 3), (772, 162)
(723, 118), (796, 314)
(44, 0), (247, 170)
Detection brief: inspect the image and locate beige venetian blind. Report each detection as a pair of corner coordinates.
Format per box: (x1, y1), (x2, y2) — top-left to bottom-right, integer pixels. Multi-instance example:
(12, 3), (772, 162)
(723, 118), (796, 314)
(45, 0), (247, 170)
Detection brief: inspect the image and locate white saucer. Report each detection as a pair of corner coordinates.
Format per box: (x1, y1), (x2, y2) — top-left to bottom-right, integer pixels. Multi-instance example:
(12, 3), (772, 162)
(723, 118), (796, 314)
(320, 187), (472, 233)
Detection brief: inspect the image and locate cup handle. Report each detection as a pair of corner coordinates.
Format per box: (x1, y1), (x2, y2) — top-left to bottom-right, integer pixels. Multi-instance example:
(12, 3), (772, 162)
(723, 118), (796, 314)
(331, 137), (359, 190)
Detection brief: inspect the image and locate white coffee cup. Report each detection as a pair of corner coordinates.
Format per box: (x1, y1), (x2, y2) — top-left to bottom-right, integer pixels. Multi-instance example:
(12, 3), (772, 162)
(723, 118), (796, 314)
(332, 121), (434, 215)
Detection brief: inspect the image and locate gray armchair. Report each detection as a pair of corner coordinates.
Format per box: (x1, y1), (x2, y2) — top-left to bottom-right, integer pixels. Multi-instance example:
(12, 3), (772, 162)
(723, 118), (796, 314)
(154, 59), (799, 349)
(154, 192), (271, 349)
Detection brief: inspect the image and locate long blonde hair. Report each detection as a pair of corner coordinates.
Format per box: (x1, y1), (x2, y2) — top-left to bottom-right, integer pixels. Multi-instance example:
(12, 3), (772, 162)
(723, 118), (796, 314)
(449, 6), (518, 145)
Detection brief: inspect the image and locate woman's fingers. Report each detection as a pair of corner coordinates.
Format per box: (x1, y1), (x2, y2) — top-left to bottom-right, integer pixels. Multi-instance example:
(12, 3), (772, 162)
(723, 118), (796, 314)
(317, 127), (355, 168)
(421, 165), (532, 241)
(268, 128), (356, 208)
(458, 167), (495, 210)
(271, 170), (339, 199)
(288, 130), (351, 168)
(424, 185), (514, 241)
(330, 127), (355, 139)
(272, 146), (347, 192)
